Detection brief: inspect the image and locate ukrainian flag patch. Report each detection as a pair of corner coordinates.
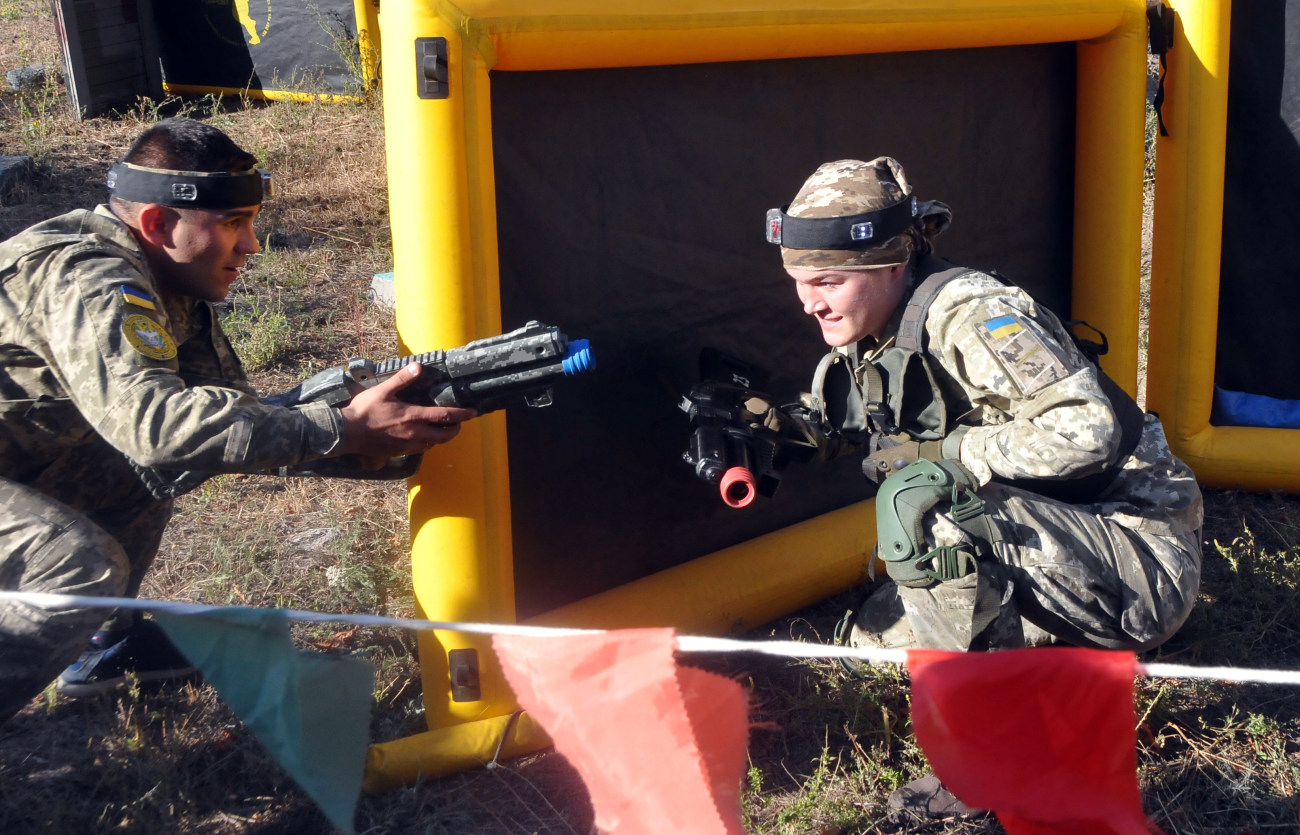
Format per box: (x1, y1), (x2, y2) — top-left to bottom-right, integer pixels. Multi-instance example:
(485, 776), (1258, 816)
(120, 284), (157, 311)
(984, 315), (1023, 340)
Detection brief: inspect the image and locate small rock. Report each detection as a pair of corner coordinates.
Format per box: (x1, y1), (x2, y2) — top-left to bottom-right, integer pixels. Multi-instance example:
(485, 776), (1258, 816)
(6, 64), (47, 92)
(285, 527), (344, 552)
(0, 155), (36, 207)
(368, 272), (395, 309)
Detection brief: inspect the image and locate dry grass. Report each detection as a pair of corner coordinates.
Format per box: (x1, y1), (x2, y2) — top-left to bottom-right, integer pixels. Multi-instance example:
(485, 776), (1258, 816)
(4, 4), (1300, 833)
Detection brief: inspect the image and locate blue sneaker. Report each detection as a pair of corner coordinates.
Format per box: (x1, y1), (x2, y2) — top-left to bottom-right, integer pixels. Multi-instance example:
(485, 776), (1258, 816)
(56, 619), (199, 698)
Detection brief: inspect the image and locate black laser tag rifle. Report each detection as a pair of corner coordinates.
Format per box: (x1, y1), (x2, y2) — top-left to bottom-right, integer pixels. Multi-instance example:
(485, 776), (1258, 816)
(265, 320), (595, 479)
(679, 348), (820, 508)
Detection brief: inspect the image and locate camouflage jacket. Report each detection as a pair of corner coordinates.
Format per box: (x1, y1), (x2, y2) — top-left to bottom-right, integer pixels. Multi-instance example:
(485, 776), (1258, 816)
(0, 206), (341, 506)
(856, 265), (1203, 537)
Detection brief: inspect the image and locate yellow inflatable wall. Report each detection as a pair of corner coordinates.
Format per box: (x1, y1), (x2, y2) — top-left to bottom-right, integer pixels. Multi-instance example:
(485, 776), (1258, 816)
(157, 0), (379, 102)
(365, 0), (1150, 791)
(1145, 0), (1300, 491)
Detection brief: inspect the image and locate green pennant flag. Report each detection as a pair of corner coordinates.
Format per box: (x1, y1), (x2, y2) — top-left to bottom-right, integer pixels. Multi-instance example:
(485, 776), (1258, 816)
(152, 608), (373, 834)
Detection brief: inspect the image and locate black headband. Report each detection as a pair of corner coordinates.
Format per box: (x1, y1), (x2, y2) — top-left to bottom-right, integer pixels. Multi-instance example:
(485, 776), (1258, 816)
(765, 195), (917, 249)
(107, 162), (272, 209)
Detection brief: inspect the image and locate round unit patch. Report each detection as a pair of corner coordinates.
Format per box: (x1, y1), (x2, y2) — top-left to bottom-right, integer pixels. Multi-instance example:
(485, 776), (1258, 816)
(122, 314), (178, 360)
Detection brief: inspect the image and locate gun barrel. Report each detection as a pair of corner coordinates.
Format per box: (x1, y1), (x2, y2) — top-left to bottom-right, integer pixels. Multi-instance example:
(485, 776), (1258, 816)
(463, 340), (594, 394)
(563, 339), (594, 375)
(431, 334), (596, 410)
(720, 466), (758, 508)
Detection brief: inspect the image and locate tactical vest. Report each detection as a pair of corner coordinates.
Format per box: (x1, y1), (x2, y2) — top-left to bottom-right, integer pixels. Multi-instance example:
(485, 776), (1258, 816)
(813, 253), (1146, 504)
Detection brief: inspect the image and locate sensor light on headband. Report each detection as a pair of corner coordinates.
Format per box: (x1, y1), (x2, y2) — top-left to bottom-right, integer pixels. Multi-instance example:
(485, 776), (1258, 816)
(107, 162), (273, 210)
(766, 196), (917, 250)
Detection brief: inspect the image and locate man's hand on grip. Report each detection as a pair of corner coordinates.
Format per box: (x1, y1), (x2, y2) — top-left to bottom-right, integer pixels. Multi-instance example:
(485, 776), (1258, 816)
(339, 363), (476, 458)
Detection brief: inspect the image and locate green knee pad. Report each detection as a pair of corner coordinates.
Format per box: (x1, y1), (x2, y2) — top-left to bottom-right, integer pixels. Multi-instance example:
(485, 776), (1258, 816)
(875, 458), (988, 587)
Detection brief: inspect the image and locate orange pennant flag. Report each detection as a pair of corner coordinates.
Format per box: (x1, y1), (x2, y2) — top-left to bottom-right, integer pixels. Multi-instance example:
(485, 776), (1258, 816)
(493, 628), (748, 834)
(907, 647), (1159, 835)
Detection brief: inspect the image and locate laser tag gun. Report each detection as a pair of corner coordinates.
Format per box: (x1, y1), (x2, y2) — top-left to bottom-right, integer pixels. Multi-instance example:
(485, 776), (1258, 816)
(265, 320), (595, 479)
(679, 348), (820, 508)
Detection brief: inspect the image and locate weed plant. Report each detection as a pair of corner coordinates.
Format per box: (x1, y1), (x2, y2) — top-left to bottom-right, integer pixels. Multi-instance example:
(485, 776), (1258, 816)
(4, 5), (1300, 834)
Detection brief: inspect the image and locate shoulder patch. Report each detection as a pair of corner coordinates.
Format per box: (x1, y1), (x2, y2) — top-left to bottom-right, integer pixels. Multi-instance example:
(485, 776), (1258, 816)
(122, 313), (177, 361)
(976, 314), (1069, 396)
(120, 284), (157, 311)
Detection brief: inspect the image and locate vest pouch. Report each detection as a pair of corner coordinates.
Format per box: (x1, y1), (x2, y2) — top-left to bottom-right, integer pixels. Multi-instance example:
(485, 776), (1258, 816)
(810, 350), (869, 439)
(874, 346), (948, 441)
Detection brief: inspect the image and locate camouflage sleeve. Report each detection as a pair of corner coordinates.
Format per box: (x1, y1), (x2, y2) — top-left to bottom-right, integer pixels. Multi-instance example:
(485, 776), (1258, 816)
(924, 274), (1120, 485)
(37, 246), (341, 472)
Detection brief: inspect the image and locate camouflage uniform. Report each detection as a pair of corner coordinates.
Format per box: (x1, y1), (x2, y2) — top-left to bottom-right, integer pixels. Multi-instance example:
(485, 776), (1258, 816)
(780, 158), (1202, 654)
(0, 206), (342, 721)
(851, 270), (1202, 653)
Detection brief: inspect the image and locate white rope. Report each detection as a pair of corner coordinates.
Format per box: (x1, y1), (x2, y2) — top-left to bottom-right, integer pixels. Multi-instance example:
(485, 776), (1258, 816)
(1136, 662), (1300, 686)
(2, 589), (1295, 685)
(0, 590), (597, 637)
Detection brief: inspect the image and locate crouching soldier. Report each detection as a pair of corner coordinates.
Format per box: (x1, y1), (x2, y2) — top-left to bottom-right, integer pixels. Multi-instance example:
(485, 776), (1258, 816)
(0, 118), (475, 723)
(765, 157), (1202, 814)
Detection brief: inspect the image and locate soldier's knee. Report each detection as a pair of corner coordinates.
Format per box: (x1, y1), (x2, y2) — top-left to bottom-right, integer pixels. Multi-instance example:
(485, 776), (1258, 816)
(875, 459), (987, 587)
(62, 522), (131, 597)
(3, 480), (120, 582)
(17, 515), (130, 598)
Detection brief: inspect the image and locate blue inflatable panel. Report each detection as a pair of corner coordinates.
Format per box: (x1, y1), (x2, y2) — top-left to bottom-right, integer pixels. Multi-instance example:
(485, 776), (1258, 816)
(1213, 387), (1300, 429)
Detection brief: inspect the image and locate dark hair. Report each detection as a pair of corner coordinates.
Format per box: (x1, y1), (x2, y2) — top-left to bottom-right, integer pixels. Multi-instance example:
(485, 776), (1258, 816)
(119, 117), (257, 173)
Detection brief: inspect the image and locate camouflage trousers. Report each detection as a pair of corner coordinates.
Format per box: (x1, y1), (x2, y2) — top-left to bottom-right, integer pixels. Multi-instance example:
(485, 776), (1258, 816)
(0, 477), (171, 724)
(853, 482), (1202, 653)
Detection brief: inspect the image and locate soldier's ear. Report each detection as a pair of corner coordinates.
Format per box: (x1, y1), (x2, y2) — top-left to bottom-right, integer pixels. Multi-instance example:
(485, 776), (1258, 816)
(135, 204), (178, 248)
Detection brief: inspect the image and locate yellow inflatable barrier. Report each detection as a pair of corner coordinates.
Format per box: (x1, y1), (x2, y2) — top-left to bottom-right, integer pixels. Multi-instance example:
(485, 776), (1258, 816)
(369, 0), (1150, 789)
(155, 0), (379, 101)
(1145, 0), (1300, 491)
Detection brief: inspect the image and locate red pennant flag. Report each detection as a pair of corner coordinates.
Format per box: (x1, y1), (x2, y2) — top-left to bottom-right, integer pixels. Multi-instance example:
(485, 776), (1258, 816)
(493, 628), (748, 834)
(907, 647), (1159, 835)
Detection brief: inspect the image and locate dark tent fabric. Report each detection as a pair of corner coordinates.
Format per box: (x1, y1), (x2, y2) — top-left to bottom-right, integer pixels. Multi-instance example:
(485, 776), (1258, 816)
(1216, 0), (1300, 403)
(154, 1), (359, 95)
(52, 0), (164, 118)
(491, 45), (1078, 616)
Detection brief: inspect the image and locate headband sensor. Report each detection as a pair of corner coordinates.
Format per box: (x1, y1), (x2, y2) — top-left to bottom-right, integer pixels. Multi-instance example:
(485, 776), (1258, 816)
(107, 162), (272, 210)
(766, 196), (917, 249)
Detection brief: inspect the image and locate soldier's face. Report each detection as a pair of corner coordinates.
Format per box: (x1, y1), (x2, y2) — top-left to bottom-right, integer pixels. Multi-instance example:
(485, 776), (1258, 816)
(156, 205), (261, 302)
(789, 264), (908, 346)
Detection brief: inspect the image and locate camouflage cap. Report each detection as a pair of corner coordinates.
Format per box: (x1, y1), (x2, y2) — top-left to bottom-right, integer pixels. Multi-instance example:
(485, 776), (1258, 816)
(780, 157), (930, 271)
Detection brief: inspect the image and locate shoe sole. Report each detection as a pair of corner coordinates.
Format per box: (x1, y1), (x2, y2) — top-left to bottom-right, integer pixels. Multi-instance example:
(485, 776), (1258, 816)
(55, 666), (201, 699)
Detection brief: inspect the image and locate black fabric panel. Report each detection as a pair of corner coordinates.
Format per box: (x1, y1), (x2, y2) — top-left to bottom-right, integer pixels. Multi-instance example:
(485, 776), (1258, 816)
(154, 1), (356, 94)
(1217, 0), (1300, 400)
(492, 45), (1077, 617)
